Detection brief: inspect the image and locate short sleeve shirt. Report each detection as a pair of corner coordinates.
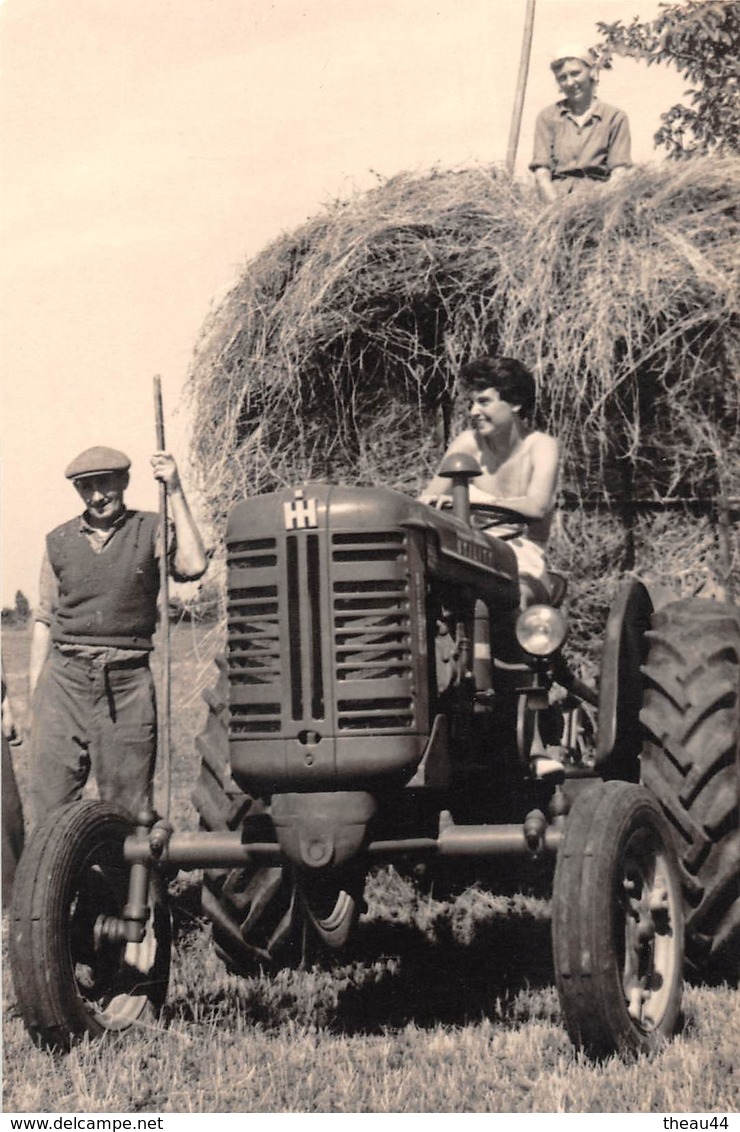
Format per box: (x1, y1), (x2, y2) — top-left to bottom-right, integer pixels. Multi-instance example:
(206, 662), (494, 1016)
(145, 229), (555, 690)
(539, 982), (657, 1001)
(530, 98), (632, 178)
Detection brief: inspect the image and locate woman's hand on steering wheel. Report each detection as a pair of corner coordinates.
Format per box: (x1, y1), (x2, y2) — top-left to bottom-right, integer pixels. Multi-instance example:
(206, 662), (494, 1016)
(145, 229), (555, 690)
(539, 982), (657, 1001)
(419, 494), (527, 537)
(418, 493), (453, 509)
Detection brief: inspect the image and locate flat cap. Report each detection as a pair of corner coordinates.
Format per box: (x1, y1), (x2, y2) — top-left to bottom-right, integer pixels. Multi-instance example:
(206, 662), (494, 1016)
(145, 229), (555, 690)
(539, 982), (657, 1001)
(65, 446), (131, 480)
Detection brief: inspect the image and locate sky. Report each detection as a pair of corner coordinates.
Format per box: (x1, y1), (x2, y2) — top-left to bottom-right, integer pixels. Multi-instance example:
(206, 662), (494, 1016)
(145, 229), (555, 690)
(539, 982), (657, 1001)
(0, 0), (688, 606)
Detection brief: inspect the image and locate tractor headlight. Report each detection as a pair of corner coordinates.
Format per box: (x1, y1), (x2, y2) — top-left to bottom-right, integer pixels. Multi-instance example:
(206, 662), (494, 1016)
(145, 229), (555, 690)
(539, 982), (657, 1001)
(515, 605), (568, 658)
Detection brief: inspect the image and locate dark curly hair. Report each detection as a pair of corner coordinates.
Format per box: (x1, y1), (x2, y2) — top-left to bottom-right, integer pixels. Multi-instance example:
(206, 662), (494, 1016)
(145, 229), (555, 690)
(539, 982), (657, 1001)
(458, 356), (536, 419)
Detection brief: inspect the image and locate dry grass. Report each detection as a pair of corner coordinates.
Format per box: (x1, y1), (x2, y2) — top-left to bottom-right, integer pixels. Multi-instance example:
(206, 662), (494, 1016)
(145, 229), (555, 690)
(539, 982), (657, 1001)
(3, 902), (738, 1113)
(496, 161), (740, 496)
(186, 158), (739, 515)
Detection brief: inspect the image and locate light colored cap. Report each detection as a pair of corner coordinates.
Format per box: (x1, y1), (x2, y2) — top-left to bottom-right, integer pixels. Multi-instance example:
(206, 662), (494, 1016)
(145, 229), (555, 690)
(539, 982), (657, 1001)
(65, 446), (131, 480)
(551, 43), (596, 68)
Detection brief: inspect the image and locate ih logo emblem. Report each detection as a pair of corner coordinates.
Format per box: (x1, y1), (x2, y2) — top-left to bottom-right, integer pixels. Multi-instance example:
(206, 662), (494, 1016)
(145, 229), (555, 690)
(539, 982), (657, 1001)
(283, 489), (318, 530)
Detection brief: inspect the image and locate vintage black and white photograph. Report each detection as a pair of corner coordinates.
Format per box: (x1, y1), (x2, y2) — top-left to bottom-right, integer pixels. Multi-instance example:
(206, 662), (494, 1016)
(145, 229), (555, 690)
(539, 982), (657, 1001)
(1, 0), (738, 1118)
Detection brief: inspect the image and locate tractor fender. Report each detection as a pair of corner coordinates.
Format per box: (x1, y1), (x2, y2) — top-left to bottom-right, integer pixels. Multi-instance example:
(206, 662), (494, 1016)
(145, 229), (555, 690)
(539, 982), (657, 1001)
(595, 579), (654, 779)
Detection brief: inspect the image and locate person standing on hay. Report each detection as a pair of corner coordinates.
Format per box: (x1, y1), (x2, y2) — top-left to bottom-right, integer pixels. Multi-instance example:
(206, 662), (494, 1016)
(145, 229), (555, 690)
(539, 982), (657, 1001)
(27, 445), (207, 825)
(419, 356), (559, 609)
(530, 43), (631, 203)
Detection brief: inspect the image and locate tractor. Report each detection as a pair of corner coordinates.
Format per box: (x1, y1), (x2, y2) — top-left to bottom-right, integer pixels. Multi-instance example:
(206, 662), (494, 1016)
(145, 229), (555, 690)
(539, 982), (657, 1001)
(10, 455), (739, 1057)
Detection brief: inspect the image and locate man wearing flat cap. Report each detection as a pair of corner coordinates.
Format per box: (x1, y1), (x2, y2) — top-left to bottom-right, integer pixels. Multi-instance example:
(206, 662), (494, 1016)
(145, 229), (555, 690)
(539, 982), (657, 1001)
(28, 446), (207, 823)
(530, 43), (632, 203)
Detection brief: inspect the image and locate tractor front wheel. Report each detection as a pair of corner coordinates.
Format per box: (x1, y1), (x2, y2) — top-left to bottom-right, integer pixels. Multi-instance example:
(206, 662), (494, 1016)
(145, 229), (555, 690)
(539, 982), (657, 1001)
(552, 782), (684, 1059)
(9, 801), (171, 1052)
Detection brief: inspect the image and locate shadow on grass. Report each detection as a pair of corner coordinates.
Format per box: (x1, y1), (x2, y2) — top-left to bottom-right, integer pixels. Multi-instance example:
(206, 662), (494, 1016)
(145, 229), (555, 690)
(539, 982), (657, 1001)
(685, 956), (740, 990)
(166, 879), (558, 1035)
(332, 902), (556, 1034)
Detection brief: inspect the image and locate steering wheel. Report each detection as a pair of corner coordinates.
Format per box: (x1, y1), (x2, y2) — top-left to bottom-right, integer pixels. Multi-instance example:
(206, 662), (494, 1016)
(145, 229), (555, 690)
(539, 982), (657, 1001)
(434, 498), (528, 539)
(468, 503), (528, 539)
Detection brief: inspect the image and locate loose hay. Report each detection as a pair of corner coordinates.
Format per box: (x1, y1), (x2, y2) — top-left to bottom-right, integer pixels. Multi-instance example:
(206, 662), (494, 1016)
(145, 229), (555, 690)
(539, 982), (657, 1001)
(186, 158), (739, 640)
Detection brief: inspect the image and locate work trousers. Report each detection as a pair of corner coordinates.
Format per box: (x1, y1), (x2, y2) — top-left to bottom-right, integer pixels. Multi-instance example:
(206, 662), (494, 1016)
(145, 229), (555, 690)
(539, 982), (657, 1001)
(2, 732), (25, 909)
(31, 647), (157, 825)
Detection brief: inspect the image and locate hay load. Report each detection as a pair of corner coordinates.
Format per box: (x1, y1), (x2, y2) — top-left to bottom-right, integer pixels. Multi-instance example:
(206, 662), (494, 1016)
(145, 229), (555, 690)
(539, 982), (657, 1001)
(187, 157), (739, 644)
(188, 166), (529, 516)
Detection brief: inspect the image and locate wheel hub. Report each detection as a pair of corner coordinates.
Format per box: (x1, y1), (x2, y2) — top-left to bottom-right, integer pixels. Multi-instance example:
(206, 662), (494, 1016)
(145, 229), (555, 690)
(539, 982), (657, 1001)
(621, 840), (679, 1030)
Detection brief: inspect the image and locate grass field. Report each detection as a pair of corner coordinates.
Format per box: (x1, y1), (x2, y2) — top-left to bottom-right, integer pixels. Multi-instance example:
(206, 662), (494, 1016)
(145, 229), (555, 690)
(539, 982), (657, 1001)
(2, 624), (738, 1114)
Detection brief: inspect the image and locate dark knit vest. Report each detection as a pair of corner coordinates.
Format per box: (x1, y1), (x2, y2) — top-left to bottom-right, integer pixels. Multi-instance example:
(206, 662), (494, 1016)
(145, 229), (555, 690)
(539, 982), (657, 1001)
(48, 511), (160, 649)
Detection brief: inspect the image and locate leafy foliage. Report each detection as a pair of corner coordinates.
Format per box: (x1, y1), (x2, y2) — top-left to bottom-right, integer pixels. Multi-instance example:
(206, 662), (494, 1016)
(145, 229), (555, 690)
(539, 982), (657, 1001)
(597, 1), (740, 157)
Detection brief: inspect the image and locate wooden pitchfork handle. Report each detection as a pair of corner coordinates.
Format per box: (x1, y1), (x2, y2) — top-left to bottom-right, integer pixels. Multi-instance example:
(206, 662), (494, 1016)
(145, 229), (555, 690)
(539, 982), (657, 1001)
(153, 375), (172, 820)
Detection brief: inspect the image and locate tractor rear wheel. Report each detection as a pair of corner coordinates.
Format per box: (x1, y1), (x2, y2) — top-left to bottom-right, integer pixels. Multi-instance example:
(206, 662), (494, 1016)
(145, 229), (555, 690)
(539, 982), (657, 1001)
(640, 599), (740, 974)
(192, 657), (300, 972)
(298, 869), (363, 950)
(192, 657), (361, 972)
(9, 801), (171, 1052)
(552, 782), (684, 1059)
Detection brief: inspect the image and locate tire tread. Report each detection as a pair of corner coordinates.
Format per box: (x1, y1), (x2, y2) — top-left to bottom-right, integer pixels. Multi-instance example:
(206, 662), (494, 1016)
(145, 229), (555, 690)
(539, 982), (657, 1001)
(640, 599), (740, 971)
(552, 782), (684, 1058)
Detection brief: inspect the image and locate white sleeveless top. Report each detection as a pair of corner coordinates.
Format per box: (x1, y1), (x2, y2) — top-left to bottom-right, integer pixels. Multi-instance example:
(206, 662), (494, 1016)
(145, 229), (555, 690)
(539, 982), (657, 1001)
(471, 431), (554, 549)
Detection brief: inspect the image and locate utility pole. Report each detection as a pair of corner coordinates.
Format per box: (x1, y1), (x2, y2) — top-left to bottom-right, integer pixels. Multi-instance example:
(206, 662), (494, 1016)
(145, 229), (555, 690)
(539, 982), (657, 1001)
(505, 0), (536, 176)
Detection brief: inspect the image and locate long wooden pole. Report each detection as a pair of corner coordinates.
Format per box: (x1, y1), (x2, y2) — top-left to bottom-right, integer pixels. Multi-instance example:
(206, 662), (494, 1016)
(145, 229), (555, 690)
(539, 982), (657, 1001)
(153, 375), (172, 819)
(505, 0), (537, 176)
